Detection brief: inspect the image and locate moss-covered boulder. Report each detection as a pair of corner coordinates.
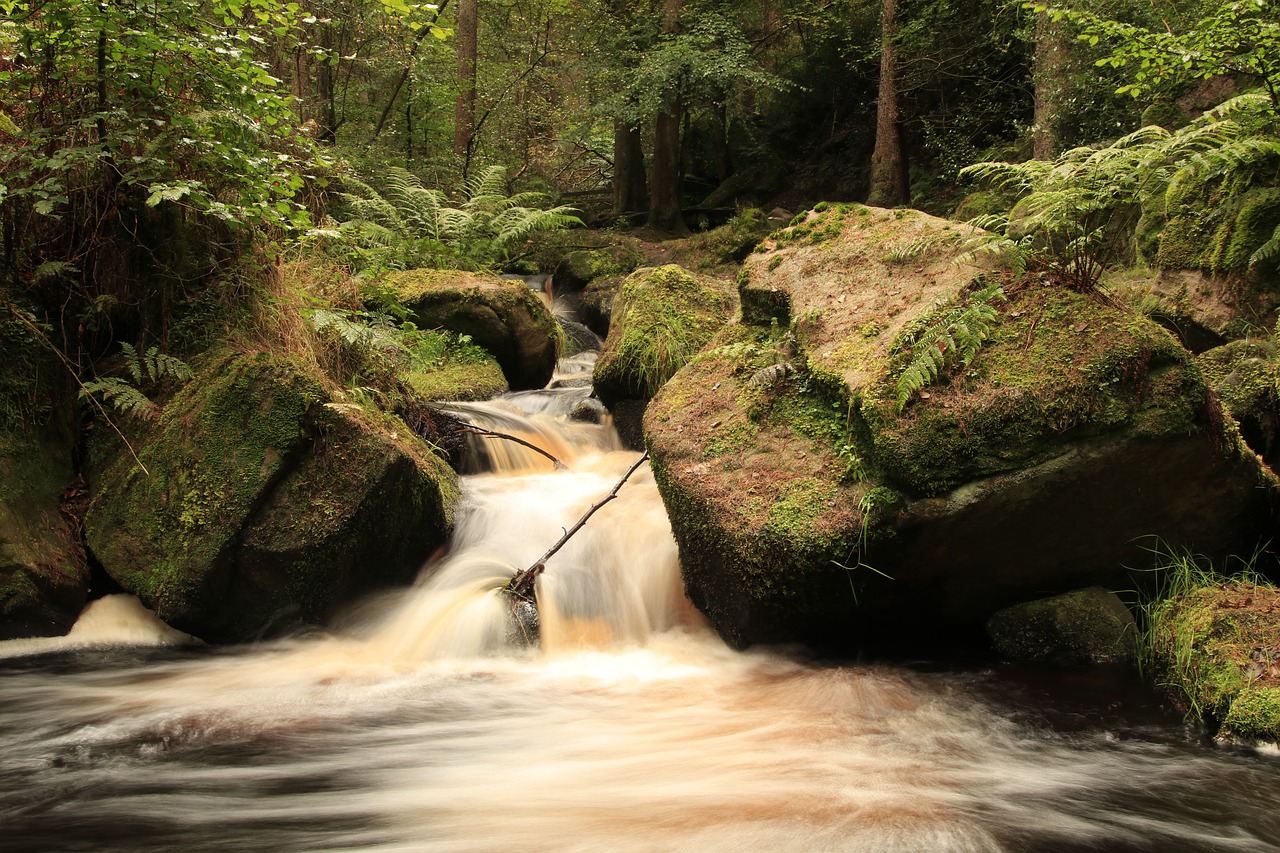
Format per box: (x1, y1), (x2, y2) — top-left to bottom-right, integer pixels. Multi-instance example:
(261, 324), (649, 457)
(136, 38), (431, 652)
(85, 352), (458, 642)
(986, 587), (1136, 665)
(1149, 581), (1280, 744)
(0, 303), (87, 638)
(379, 270), (558, 391)
(645, 203), (1276, 648)
(1198, 340), (1279, 469)
(593, 264), (737, 408)
(553, 242), (645, 293)
(0, 429), (87, 638)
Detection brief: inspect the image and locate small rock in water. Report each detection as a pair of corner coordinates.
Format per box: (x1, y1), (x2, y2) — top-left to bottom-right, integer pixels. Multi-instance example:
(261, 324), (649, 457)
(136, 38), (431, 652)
(507, 598), (541, 647)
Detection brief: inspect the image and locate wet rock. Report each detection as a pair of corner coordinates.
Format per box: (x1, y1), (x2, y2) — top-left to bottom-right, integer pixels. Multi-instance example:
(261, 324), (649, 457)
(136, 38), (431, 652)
(85, 353), (459, 642)
(568, 398), (608, 424)
(986, 587), (1136, 666)
(645, 204), (1277, 649)
(378, 269), (559, 391)
(1198, 340), (1279, 470)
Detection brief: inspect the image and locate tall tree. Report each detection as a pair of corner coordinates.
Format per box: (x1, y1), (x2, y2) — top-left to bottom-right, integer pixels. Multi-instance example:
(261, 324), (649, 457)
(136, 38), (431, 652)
(454, 0), (479, 156)
(648, 0), (687, 233)
(867, 0), (908, 207)
(1032, 10), (1069, 159)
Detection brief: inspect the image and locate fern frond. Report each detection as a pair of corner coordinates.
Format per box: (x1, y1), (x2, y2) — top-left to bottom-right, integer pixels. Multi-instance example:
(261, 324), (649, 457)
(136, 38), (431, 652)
(119, 342), (144, 385)
(894, 284), (1004, 412)
(142, 346), (193, 384)
(80, 378), (158, 420)
(1250, 222), (1280, 269)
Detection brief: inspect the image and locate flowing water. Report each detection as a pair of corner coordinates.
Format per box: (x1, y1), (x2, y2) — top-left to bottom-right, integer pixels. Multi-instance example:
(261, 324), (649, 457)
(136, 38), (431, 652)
(3, 354), (1280, 852)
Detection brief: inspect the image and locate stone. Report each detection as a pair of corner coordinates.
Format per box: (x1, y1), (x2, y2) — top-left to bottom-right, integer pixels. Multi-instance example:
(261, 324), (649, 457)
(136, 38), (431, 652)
(986, 587), (1136, 665)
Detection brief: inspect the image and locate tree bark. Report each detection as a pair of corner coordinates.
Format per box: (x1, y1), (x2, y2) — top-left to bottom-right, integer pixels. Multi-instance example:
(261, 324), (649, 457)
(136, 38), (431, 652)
(647, 0), (687, 234)
(612, 117), (648, 214)
(1032, 11), (1069, 160)
(453, 0), (478, 156)
(867, 0), (908, 208)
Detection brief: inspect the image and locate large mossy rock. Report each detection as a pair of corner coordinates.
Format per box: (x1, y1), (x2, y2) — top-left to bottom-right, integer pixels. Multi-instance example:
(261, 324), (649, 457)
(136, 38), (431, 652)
(592, 264), (736, 408)
(645, 203), (1276, 648)
(380, 269), (558, 391)
(0, 304), (87, 638)
(85, 353), (458, 642)
(1149, 582), (1280, 744)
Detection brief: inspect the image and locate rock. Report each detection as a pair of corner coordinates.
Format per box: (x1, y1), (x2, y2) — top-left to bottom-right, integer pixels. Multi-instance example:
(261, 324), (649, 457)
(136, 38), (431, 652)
(593, 264), (737, 409)
(0, 429), (88, 638)
(1149, 582), (1280, 744)
(986, 587), (1136, 665)
(645, 203), (1277, 649)
(378, 269), (559, 391)
(579, 274), (624, 338)
(85, 352), (458, 642)
(552, 243), (645, 293)
(557, 316), (602, 355)
(1198, 340), (1279, 469)
(0, 303), (87, 638)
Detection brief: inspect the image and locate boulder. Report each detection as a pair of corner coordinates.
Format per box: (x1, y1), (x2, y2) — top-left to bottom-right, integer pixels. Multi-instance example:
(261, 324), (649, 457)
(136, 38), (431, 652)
(0, 303), (87, 638)
(645, 203), (1276, 648)
(986, 587), (1136, 666)
(593, 264), (736, 408)
(1198, 340), (1279, 469)
(1149, 581), (1280, 744)
(85, 352), (458, 642)
(379, 269), (559, 391)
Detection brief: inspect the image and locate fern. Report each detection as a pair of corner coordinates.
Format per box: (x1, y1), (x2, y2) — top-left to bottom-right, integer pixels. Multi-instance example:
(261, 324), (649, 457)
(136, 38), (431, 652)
(79, 378), (158, 420)
(894, 283), (1004, 412)
(331, 164), (582, 269)
(79, 343), (192, 420)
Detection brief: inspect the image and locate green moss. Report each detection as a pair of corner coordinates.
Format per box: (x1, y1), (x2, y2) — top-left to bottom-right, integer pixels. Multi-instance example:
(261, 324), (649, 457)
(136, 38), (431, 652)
(861, 288), (1206, 495)
(986, 587), (1136, 665)
(764, 477), (841, 547)
(593, 264), (735, 404)
(1222, 687), (1280, 740)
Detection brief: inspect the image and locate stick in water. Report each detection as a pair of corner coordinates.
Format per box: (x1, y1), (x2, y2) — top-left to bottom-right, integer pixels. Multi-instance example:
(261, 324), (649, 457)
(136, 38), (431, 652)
(505, 451), (651, 601)
(462, 423), (567, 469)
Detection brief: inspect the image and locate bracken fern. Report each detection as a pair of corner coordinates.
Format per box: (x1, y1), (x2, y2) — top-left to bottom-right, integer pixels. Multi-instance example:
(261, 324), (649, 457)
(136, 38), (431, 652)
(893, 281), (1005, 412)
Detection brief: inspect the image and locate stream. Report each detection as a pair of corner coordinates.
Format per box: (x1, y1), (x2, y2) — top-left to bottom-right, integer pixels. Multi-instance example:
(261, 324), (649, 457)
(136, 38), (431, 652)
(3, 353), (1280, 852)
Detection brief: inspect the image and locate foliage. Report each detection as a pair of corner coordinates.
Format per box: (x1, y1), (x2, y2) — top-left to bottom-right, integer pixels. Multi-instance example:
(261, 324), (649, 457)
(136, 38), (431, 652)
(1031, 1), (1280, 110)
(79, 343), (193, 420)
(959, 94), (1280, 287)
(893, 279), (1004, 411)
(332, 165), (581, 269)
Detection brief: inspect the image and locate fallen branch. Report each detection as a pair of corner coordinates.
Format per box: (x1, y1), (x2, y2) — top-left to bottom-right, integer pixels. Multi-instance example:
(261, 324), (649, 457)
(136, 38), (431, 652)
(503, 452), (651, 641)
(461, 423), (566, 469)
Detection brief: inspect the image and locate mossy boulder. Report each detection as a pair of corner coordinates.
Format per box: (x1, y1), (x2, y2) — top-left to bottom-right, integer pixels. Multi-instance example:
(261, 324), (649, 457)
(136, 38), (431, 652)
(553, 242), (645, 293)
(0, 428), (87, 638)
(0, 302), (87, 638)
(593, 264), (737, 408)
(986, 587), (1136, 665)
(1198, 340), (1279, 468)
(645, 204), (1276, 648)
(378, 269), (558, 391)
(85, 352), (458, 642)
(1149, 582), (1280, 744)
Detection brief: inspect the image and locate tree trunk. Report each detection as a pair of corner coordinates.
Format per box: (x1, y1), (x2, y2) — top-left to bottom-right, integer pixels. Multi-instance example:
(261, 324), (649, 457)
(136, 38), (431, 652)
(613, 117), (648, 214)
(867, 0), (908, 208)
(453, 0), (478, 157)
(1032, 11), (1069, 160)
(647, 0), (687, 234)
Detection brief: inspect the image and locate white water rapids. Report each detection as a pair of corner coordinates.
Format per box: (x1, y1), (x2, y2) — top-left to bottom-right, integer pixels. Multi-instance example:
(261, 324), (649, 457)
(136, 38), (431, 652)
(2, 355), (1280, 852)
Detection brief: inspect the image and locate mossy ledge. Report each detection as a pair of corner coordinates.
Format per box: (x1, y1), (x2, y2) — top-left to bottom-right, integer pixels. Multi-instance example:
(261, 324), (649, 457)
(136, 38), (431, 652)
(85, 352), (458, 642)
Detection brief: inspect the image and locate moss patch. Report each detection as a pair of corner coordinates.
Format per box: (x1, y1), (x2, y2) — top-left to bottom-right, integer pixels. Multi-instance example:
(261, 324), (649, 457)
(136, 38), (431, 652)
(1150, 582), (1280, 743)
(593, 264), (736, 406)
(987, 587), (1136, 665)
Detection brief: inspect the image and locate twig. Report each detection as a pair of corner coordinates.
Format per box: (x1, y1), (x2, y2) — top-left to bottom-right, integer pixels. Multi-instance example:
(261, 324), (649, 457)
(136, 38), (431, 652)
(461, 423), (566, 469)
(504, 451), (650, 601)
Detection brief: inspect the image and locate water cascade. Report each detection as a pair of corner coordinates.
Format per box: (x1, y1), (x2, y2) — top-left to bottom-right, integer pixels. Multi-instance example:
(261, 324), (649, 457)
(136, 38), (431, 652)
(3, 352), (1280, 852)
